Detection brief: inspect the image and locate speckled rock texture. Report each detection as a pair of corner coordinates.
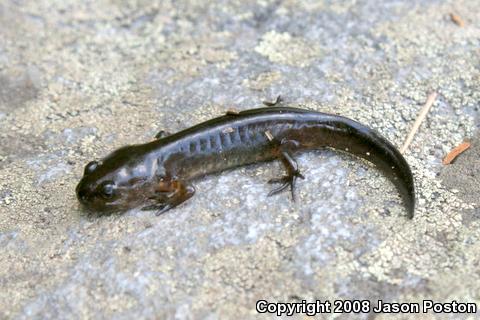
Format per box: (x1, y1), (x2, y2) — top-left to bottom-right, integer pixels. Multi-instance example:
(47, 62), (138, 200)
(0, 0), (479, 319)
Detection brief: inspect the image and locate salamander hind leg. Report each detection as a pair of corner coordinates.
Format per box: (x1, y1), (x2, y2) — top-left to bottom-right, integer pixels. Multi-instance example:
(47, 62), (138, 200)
(267, 137), (305, 201)
(141, 179), (195, 215)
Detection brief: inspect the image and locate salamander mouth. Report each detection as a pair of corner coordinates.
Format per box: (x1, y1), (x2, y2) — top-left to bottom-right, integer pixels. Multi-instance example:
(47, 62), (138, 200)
(76, 181), (91, 204)
(76, 193), (123, 213)
(75, 181), (109, 212)
(80, 203), (119, 214)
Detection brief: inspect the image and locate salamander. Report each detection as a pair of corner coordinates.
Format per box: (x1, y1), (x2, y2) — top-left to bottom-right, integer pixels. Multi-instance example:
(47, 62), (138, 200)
(76, 104), (415, 218)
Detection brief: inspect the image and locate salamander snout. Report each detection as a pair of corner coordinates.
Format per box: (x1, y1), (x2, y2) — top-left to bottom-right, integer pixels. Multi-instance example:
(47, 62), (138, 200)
(76, 176), (120, 210)
(76, 155), (142, 213)
(75, 181), (93, 205)
(76, 144), (159, 213)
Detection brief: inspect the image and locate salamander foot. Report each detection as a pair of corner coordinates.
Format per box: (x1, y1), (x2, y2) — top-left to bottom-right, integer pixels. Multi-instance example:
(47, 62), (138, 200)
(268, 170), (304, 200)
(141, 203), (172, 215)
(141, 180), (195, 215)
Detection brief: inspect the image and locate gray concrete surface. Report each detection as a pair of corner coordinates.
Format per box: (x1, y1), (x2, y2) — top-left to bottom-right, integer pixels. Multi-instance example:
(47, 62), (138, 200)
(0, 0), (479, 319)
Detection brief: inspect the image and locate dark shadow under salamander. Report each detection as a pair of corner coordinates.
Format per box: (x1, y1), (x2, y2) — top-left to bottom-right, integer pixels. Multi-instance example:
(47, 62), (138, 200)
(76, 104), (415, 218)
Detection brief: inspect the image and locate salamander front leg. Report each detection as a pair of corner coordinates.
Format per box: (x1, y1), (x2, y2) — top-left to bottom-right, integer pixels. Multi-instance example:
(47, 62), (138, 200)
(141, 180), (195, 215)
(267, 138), (305, 200)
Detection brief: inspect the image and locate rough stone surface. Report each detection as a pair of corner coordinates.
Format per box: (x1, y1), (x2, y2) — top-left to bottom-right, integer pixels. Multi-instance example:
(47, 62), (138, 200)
(0, 0), (479, 319)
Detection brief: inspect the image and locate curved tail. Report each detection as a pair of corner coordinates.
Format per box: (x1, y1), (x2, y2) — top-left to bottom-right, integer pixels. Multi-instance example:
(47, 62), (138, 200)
(259, 107), (416, 218)
(320, 116), (415, 218)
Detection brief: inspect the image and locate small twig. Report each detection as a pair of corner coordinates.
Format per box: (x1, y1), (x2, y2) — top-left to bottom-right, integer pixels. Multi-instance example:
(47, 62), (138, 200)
(442, 141), (471, 165)
(222, 126), (234, 133)
(264, 130), (274, 141)
(400, 92), (438, 154)
(449, 13), (465, 27)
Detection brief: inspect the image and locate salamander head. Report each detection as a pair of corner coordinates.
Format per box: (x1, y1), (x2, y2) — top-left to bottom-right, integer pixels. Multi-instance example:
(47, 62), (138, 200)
(76, 145), (155, 213)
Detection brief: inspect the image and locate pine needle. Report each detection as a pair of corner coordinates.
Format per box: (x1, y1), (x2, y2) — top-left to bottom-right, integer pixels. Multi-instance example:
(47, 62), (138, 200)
(400, 92), (437, 154)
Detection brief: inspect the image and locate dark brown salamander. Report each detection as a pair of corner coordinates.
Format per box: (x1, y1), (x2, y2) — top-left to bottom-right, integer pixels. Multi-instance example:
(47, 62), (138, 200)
(76, 105), (415, 218)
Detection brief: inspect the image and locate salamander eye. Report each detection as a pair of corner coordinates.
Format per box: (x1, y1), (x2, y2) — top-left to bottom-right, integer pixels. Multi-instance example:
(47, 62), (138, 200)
(99, 181), (116, 199)
(84, 161), (99, 175)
